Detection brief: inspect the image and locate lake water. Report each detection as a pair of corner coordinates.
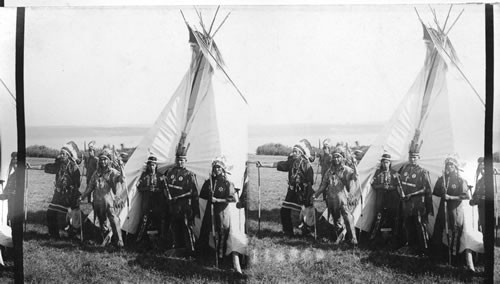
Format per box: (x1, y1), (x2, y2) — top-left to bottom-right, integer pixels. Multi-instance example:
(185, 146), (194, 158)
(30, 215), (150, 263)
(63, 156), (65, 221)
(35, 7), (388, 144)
(27, 123), (385, 154)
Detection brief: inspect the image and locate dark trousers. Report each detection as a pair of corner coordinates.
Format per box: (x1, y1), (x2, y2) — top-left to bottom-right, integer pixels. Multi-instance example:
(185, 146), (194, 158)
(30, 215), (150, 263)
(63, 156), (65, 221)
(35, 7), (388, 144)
(478, 204), (485, 233)
(404, 214), (428, 252)
(281, 187), (312, 235)
(171, 215), (195, 253)
(47, 209), (61, 237)
(280, 207), (294, 235)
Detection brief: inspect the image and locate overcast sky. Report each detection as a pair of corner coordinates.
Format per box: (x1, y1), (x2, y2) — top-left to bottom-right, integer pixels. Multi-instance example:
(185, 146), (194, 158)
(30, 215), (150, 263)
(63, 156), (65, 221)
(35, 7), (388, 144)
(0, 4), (495, 128)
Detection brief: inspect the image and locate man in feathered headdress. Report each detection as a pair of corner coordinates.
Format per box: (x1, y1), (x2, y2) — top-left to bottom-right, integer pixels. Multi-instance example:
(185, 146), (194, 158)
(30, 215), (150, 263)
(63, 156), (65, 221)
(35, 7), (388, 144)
(257, 139), (315, 237)
(164, 136), (199, 255)
(431, 156), (475, 271)
(314, 146), (358, 245)
(398, 133), (433, 254)
(45, 141), (82, 238)
(80, 148), (125, 247)
(197, 156), (236, 262)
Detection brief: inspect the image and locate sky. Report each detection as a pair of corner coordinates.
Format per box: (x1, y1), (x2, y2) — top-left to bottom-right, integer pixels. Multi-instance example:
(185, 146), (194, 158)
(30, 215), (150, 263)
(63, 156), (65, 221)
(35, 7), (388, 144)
(0, 4), (492, 128)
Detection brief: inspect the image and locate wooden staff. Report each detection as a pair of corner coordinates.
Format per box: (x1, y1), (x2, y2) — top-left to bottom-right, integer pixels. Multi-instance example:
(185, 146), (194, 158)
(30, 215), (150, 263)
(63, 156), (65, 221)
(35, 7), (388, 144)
(209, 173), (218, 268)
(313, 204), (317, 240)
(0, 183), (3, 227)
(257, 165), (261, 235)
(442, 171), (451, 265)
(24, 168), (28, 232)
(495, 171), (499, 240)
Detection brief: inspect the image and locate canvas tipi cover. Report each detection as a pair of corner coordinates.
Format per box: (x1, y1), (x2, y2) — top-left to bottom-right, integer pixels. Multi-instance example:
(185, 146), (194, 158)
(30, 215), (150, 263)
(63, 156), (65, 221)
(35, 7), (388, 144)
(116, 16), (248, 254)
(0, 8), (17, 253)
(0, 86), (15, 251)
(353, 18), (484, 252)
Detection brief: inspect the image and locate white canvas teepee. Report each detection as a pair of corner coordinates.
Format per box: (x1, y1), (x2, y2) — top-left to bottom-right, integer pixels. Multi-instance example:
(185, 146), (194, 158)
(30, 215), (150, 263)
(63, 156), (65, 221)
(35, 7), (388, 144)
(116, 13), (248, 255)
(353, 12), (484, 253)
(0, 80), (16, 256)
(0, 9), (17, 259)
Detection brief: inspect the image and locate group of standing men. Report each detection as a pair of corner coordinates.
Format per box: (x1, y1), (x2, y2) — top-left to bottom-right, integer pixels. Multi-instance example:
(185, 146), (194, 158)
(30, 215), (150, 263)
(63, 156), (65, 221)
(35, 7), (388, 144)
(45, 141), (127, 247)
(43, 139), (240, 267)
(258, 139), (360, 244)
(259, 136), (484, 272)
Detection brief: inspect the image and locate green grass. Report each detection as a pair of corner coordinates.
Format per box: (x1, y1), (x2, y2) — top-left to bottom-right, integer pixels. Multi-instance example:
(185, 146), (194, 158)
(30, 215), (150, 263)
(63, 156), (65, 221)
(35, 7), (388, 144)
(19, 156), (496, 283)
(23, 157), (246, 283)
(244, 154), (488, 283)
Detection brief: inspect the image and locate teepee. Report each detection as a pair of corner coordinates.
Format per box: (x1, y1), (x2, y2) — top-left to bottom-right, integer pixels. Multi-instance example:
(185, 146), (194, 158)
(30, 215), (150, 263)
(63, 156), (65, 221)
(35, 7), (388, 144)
(115, 10), (248, 254)
(0, 9), (17, 265)
(353, 8), (484, 252)
(0, 79), (16, 257)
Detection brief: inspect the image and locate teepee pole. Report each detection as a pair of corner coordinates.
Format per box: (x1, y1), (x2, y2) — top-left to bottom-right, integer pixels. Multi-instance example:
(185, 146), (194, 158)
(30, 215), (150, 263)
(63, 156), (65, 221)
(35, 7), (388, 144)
(429, 6), (440, 31)
(445, 8), (464, 36)
(0, 77), (16, 102)
(207, 6), (220, 35)
(212, 12), (231, 39)
(194, 7), (208, 35)
(442, 5), (453, 31)
(180, 10), (189, 26)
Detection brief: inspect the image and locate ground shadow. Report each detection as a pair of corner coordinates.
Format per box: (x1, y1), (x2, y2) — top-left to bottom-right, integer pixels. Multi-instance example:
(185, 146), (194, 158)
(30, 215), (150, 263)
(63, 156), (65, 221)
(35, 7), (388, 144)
(25, 210), (47, 227)
(363, 249), (484, 282)
(247, 208), (345, 240)
(131, 253), (246, 283)
(247, 208), (282, 224)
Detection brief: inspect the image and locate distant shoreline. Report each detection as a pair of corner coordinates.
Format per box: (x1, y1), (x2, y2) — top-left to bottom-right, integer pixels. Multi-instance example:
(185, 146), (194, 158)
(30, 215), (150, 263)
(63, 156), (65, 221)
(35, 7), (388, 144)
(26, 123), (500, 154)
(27, 123), (388, 153)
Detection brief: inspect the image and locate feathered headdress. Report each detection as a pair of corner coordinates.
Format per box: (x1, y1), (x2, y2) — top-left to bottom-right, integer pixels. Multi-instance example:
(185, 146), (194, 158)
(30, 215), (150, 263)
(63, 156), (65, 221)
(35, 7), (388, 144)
(61, 141), (80, 162)
(176, 132), (190, 159)
(409, 130), (423, 156)
(294, 139), (315, 162)
(212, 155), (232, 175)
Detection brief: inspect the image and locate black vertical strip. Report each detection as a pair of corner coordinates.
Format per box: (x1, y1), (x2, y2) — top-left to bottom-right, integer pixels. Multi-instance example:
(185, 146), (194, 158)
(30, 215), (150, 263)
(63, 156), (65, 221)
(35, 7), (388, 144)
(14, 7), (25, 284)
(484, 4), (494, 283)
(0, 0), (4, 8)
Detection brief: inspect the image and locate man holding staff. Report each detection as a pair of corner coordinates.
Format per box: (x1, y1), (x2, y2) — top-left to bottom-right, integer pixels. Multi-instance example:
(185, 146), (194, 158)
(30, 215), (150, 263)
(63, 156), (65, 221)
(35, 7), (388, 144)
(164, 141), (199, 256)
(257, 140), (315, 237)
(431, 156), (475, 271)
(45, 142), (81, 239)
(198, 157), (235, 264)
(398, 137), (433, 254)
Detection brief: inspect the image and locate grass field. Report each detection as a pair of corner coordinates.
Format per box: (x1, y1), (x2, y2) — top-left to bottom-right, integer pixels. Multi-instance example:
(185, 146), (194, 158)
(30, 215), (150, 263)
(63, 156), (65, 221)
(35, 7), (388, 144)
(18, 156), (498, 283)
(23, 157), (246, 283)
(244, 155), (491, 283)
